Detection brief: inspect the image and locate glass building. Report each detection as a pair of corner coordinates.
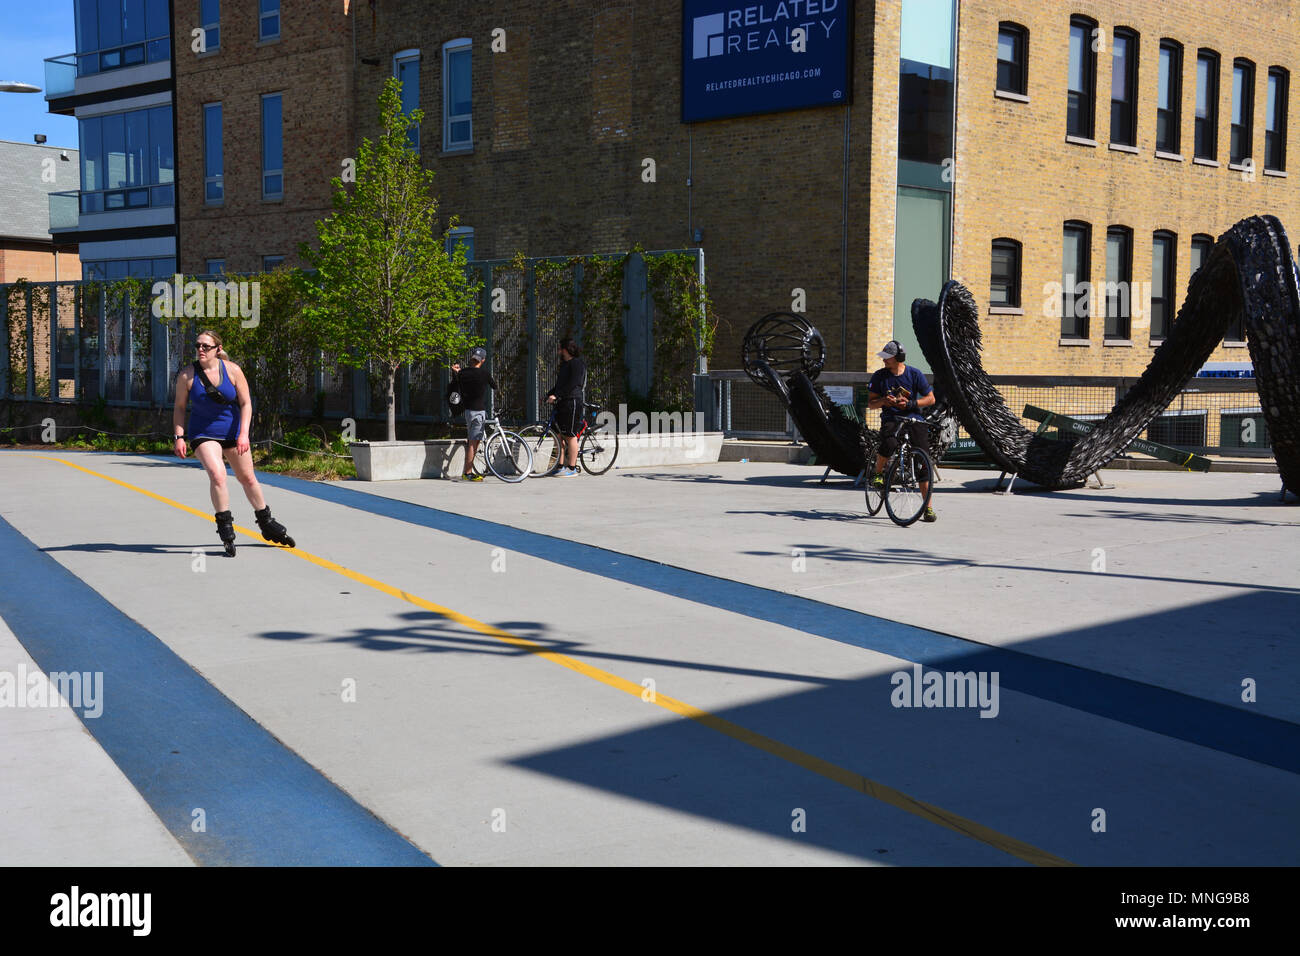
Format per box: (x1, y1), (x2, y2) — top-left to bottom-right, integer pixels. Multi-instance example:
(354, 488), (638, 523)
(45, 0), (177, 279)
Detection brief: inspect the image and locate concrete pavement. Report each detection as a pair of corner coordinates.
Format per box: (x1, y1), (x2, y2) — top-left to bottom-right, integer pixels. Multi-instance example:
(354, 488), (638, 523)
(0, 450), (1295, 865)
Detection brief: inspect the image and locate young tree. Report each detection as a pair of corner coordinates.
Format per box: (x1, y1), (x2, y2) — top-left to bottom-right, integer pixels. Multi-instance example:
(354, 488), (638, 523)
(299, 77), (481, 441)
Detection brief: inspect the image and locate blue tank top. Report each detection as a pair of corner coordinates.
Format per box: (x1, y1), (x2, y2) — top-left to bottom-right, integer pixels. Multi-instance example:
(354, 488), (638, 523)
(188, 360), (239, 440)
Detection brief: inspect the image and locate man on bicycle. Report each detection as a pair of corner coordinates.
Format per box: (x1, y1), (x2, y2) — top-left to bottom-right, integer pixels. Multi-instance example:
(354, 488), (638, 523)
(867, 340), (937, 522)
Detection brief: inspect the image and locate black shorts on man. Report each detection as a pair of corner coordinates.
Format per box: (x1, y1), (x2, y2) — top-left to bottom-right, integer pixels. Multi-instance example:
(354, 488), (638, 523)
(555, 398), (582, 437)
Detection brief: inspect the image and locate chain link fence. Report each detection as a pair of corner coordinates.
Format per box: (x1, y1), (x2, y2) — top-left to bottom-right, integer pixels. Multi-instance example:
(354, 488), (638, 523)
(705, 371), (1276, 459)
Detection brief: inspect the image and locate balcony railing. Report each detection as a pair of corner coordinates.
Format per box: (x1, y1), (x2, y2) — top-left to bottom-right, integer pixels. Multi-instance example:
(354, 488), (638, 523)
(48, 191), (79, 231)
(43, 35), (170, 94)
(80, 183), (174, 214)
(43, 54), (77, 99)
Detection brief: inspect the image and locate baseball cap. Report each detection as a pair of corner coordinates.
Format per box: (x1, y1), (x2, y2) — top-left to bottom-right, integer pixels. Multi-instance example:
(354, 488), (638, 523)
(469, 347), (487, 362)
(876, 340), (902, 360)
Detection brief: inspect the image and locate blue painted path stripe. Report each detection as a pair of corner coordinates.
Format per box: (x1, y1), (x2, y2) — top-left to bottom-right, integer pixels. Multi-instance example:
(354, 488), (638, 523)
(256, 471), (1300, 775)
(0, 512), (436, 866)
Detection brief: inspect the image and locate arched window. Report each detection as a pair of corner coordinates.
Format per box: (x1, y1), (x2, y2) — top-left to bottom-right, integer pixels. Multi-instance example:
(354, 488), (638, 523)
(1111, 28), (1139, 145)
(1156, 40), (1183, 153)
(1196, 49), (1220, 160)
(1151, 231), (1176, 341)
(997, 22), (1028, 96)
(990, 238), (1022, 307)
(1062, 220), (1091, 338)
(1265, 67), (1288, 171)
(1105, 226), (1133, 340)
(1231, 58), (1256, 165)
(1067, 16), (1098, 138)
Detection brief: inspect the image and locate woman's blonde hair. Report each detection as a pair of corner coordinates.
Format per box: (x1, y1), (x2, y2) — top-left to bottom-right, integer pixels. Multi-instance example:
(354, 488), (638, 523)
(197, 329), (229, 360)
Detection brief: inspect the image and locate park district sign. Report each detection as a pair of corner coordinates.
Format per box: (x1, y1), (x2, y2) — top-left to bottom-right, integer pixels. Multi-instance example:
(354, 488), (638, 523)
(682, 0), (854, 122)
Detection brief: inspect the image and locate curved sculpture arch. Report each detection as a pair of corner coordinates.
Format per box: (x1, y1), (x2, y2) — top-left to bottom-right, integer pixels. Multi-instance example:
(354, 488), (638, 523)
(911, 215), (1299, 491)
(742, 313), (959, 477)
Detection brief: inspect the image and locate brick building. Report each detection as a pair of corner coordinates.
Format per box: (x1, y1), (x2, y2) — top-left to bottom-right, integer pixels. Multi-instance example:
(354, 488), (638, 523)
(0, 140), (82, 283)
(171, 0), (1300, 378)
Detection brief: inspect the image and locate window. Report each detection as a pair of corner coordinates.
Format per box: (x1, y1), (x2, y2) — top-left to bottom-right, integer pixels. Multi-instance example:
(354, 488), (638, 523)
(1110, 28), (1139, 146)
(996, 22), (1027, 95)
(259, 0), (279, 41)
(1151, 231), (1176, 340)
(261, 93), (283, 200)
(1266, 67), (1288, 171)
(443, 39), (472, 150)
(1196, 50), (1219, 160)
(1067, 17), (1097, 138)
(446, 227), (474, 261)
(71, 0), (170, 70)
(990, 239), (1021, 307)
(262, 256), (285, 270)
(1231, 59), (1255, 165)
(393, 49), (420, 151)
(200, 0), (219, 51)
(204, 102), (223, 204)
(205, 259), (225, 276)
(1190, 233), (1214, 279)
(1062, 221), (1091, 338)
(1157, 41), (1182, 153)
(1105, 226), (1132, 339)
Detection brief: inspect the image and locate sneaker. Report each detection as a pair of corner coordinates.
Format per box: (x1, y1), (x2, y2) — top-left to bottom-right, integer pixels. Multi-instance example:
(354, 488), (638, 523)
(556, 467), (579, 477)
(462, 473), (484, 482)
(922, 505), (937, 522)
(870, 474), (885, 489)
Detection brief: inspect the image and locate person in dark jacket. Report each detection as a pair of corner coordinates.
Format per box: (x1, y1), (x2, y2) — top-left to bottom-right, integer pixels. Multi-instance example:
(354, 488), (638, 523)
(450, 346), (498, 481)
(546, 338), (587, 476)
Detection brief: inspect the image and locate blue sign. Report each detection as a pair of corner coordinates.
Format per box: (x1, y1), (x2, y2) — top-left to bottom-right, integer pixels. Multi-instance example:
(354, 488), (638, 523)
(682, 0), (854, 123)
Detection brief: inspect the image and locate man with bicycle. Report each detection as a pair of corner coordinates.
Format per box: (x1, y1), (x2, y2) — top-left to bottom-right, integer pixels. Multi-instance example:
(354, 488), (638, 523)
(546, 338), (586, 477)
(867, 340), (937, 522)
(450, 346), (497, 481)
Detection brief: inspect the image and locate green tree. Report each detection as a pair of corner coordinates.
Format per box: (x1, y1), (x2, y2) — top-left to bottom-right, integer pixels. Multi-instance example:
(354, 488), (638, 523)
(299, 77), (480, 441)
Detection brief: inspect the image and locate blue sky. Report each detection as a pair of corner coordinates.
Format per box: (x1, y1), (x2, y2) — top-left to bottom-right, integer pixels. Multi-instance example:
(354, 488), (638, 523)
(0, 0), (78, 147)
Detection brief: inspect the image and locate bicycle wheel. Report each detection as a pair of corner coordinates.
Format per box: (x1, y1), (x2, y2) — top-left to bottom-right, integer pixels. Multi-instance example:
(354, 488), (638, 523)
(864, 468), (885, 516)
(578, 424), (619, 475)
(484, 431), (533, 483)
(885, 446), (932, 527)
(518, 424), (563, 476)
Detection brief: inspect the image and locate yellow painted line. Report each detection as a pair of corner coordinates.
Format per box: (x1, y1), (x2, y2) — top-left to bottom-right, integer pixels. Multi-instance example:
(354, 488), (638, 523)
(35, 454), (1074, 867)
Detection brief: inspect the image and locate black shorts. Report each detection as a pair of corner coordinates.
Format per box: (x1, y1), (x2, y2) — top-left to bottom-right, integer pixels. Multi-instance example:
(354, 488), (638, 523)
(192, 436), (238, 450)
(878, 419), (928, 461)
(555, 398), (582, 437)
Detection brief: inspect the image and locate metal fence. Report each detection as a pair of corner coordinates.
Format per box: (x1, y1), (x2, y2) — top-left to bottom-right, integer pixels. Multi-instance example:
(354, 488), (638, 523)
(0, 248), (702, 428)
(703, 371), (1276, 458)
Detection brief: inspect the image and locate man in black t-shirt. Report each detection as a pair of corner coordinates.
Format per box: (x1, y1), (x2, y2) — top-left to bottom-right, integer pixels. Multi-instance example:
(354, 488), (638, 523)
(546, 338), (587, 476)
(450, 347), (497, 481)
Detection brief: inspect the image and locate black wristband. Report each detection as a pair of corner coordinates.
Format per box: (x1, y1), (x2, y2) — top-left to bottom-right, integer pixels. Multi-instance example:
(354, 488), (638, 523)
(906, 398), (918, 414)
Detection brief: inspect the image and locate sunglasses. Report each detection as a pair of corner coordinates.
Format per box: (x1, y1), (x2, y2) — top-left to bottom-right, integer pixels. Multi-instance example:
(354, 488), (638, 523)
(194, 342), (218, 352)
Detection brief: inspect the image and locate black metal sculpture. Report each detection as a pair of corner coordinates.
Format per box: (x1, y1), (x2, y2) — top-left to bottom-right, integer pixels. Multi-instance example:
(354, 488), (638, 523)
(912, 215), (1299, 491)
(742, 312), (958, 477)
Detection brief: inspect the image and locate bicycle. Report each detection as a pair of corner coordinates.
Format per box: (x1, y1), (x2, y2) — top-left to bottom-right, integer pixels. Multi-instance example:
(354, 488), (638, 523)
(468, 414), (533, 482)
(518, 400), (619, 475)
(864, 420), (933, 526)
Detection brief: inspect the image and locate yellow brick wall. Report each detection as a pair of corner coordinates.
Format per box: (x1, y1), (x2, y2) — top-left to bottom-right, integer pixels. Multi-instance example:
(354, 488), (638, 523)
(954, 1), (1300, 376)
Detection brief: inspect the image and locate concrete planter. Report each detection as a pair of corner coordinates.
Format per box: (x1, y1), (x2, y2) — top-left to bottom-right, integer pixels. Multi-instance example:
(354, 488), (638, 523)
(612, 431), (724, 468)
(349, 440), (468, 481)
